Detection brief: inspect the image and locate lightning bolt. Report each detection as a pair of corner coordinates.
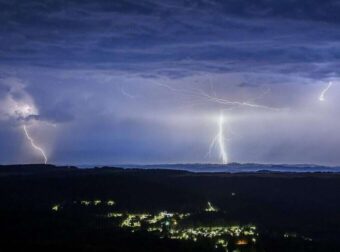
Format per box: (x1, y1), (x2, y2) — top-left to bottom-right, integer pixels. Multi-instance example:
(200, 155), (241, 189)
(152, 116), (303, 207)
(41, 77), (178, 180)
(208, 112), (228, 164)
(153, 81), (282, 164)
(23, 125), (48, 164)
(217, 113), (228, 164)
(120, 84), (137, 99)
(319, 82), (332, 102)
(153, 81), (282, 111)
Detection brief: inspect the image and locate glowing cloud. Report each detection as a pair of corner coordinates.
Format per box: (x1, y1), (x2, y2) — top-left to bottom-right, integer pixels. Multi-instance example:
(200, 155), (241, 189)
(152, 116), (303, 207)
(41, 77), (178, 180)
(0, 78), (51, 164)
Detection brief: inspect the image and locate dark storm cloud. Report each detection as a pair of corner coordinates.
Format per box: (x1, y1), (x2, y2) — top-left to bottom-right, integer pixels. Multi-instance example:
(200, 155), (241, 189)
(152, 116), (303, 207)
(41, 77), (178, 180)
(1, 0), (340, 78)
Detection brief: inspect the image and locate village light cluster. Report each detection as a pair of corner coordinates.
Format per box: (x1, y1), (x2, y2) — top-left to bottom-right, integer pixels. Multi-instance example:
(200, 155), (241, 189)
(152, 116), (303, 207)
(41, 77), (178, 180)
(107, 202), (258, 249)
(52, 200), (258, 250)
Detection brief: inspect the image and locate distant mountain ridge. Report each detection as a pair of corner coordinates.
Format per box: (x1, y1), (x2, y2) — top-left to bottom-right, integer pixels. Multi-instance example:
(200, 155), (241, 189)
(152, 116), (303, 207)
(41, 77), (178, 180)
(1, 163), (340, 174)
(120, 162), (340, 173)
(0, 164), (78, 175)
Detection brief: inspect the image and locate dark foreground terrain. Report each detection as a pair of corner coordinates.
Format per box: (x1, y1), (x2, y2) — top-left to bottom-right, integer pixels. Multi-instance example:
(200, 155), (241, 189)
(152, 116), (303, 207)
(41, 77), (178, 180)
(1, 164), (340, 252)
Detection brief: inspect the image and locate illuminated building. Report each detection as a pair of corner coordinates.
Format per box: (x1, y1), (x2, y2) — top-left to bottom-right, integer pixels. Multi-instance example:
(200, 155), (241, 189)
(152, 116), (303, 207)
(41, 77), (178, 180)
(205, 201), (218, 212)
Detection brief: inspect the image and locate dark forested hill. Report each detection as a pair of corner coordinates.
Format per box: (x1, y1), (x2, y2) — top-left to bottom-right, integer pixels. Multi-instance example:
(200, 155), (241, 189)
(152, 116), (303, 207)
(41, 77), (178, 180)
(1, 164), (340, 251)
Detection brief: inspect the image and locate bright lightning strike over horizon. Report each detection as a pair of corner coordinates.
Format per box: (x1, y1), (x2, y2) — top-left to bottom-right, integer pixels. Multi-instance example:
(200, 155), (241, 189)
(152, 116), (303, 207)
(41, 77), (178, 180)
(217, 113), (228, 164)
(154, 81), (283, 164)
(319, 82), (332, 102)
(23, 125), (48, 164)
(209, 112), (228, 164)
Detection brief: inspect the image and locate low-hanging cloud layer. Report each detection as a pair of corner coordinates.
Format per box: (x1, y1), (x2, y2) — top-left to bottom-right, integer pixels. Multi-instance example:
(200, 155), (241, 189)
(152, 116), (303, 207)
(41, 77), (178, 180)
(1, 0), (340, 165)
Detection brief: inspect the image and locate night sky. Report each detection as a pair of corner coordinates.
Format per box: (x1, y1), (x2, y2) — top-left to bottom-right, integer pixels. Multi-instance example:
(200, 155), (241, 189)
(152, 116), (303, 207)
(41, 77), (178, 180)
(1, 0), (340, 165)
